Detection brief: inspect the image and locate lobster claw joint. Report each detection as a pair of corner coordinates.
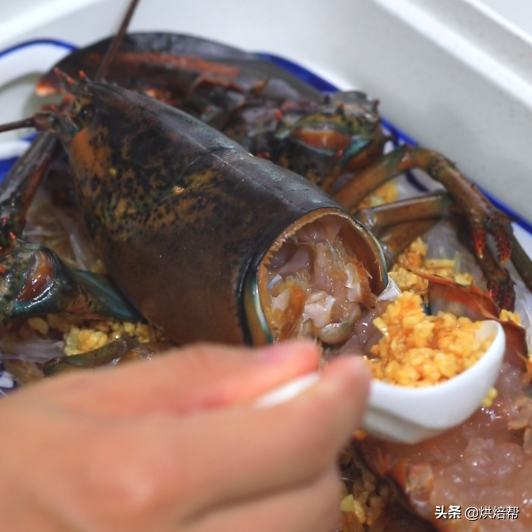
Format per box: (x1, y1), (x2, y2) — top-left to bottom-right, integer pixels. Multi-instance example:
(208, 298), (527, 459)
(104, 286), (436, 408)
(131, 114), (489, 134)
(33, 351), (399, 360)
(0, 241), (141, 329)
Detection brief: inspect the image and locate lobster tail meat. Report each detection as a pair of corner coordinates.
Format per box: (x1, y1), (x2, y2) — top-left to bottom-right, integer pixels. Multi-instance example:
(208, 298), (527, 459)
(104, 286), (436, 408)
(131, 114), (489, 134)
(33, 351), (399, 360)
(259, 215), (379, 344)
(349, 273), (531, 531)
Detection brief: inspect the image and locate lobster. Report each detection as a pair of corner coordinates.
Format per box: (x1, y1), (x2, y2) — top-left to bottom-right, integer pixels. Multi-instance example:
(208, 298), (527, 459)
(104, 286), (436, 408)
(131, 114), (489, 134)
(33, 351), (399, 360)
(0, 3), (531, 530)
(0, 38), (392, 366)
(36, 32), (532, 314)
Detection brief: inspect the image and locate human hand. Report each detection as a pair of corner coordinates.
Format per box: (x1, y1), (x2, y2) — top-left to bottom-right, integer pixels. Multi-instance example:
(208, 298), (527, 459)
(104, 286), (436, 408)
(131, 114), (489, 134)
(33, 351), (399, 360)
(0, 340), (370, 532)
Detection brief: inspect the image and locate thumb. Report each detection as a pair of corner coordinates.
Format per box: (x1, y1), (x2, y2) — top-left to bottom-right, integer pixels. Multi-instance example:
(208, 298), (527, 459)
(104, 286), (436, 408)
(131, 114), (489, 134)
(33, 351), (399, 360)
(38, 340), (321, 418)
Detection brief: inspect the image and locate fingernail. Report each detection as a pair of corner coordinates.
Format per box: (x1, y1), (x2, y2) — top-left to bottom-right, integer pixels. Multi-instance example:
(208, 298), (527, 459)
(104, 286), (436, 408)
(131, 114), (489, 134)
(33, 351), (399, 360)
(254, 342), (292, 363)
(254, 340), (316, 363)
(332, 355), (372, 386)
(349, 356), (372, 380)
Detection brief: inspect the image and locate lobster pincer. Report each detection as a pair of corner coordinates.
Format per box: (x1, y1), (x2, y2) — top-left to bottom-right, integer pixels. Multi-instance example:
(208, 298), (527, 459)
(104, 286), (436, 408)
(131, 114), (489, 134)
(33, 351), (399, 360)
(0, 240), (140, 330)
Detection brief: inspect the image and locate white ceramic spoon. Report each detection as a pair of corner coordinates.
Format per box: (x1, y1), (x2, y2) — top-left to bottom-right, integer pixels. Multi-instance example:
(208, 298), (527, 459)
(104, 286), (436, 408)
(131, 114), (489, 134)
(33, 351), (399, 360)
(254, 320), (505, 444)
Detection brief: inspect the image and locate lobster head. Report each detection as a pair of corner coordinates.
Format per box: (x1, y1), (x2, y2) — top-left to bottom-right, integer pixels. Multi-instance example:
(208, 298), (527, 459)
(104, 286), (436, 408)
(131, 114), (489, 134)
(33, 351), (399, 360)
(273, 91), (389, 189)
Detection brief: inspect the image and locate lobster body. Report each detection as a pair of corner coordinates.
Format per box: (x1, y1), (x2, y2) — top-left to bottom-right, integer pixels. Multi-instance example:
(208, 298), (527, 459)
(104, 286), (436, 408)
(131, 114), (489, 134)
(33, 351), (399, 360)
(61, 80), (385, 345)
(1, 23), (531, 532)
(41, 33), (524, 312)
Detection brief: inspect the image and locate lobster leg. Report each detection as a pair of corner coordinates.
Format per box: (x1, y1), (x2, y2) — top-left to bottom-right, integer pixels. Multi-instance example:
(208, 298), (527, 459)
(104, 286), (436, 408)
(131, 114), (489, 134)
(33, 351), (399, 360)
(44, 336), (138, 375)
(0, 241), (141, 329)
(378, 219), (442, 267)
(334, 145), (519, 309)
(352, 193), (451, 266)
(454, 213), (516, 309)
(0, 132), (62, 251)
(353, 191), (452, 237)
(510, 231), (532, 293)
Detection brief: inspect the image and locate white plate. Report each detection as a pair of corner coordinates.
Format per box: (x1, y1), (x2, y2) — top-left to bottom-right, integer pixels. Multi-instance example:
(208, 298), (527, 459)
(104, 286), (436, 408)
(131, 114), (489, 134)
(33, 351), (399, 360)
(0, 38), (530, 394)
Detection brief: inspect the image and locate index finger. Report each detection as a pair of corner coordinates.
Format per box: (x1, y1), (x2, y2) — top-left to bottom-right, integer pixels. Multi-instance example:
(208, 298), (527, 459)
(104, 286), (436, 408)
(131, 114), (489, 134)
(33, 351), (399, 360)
(32, 341), (321, 417)
(86, 355), (371, 522)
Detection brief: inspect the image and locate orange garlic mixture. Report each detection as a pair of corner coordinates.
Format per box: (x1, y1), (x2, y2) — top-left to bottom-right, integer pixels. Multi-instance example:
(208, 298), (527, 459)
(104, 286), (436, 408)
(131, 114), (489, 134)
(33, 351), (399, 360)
(369, 292), (493, 387)
(27, 315), (160, 356)
(389, 237), (474, 294)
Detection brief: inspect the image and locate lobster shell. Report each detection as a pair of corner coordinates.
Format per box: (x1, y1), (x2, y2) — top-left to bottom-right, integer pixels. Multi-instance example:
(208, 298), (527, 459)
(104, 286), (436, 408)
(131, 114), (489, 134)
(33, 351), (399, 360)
(64, 80), (386, 345)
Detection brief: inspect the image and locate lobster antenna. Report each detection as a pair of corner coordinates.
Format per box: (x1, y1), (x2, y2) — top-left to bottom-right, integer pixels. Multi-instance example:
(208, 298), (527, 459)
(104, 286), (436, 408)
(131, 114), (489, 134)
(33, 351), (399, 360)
(0, 0), (141, 133)
(95, 0), (141, 80)
(0, 118), (35, 134)
(0, 0), (140, 134)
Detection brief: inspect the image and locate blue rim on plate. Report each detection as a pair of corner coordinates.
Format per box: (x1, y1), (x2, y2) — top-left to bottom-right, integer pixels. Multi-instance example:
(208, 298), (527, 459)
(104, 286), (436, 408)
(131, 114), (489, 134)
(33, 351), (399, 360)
(0, 39), (531, 392)
(0, 39), (76, 61)
(2, 40), (531, 232)
(258, 52), (532, 235)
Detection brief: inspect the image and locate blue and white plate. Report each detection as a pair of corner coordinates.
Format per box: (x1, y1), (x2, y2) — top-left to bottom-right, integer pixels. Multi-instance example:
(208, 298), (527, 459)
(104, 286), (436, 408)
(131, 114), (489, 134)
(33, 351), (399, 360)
(0, 39), (531, 392)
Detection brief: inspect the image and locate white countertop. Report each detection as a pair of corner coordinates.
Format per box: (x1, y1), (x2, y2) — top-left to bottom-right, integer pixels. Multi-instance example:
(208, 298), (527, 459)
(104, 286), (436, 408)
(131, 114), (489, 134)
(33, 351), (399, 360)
(1, 0), (532, 221)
